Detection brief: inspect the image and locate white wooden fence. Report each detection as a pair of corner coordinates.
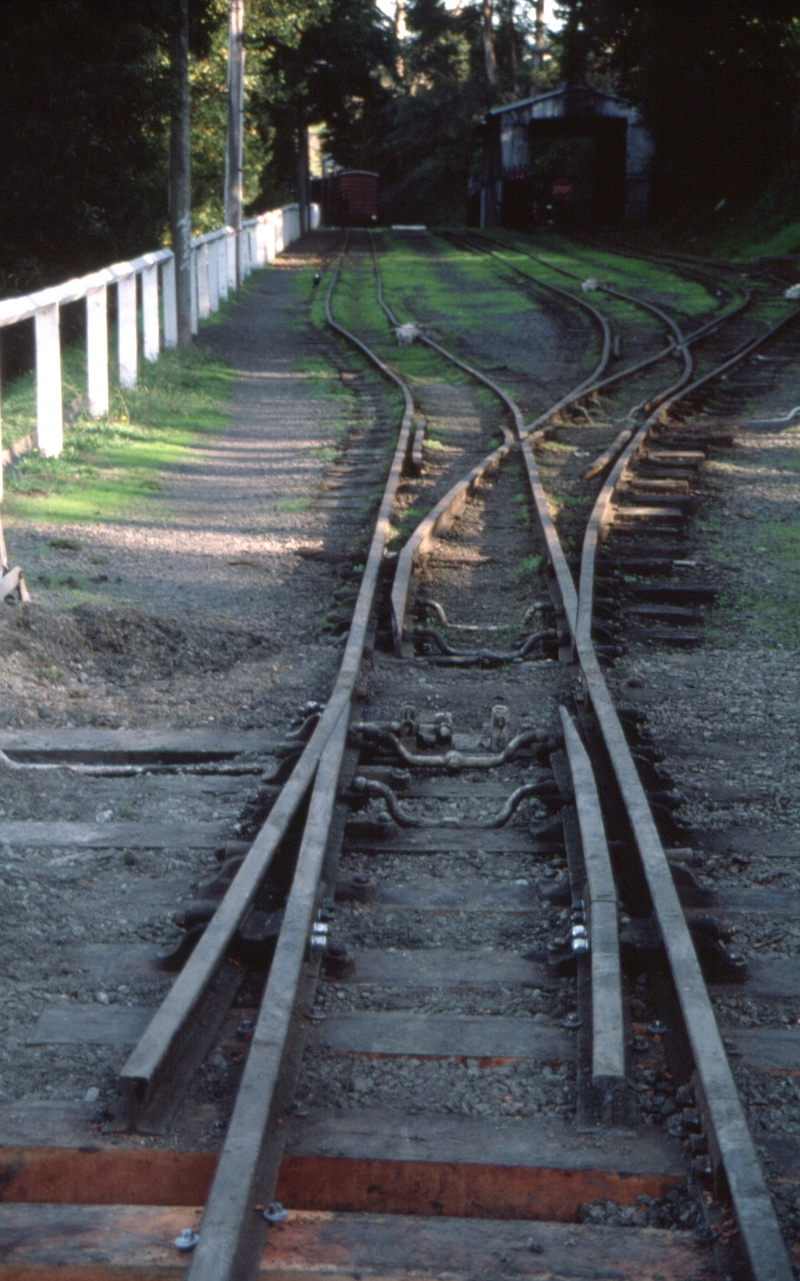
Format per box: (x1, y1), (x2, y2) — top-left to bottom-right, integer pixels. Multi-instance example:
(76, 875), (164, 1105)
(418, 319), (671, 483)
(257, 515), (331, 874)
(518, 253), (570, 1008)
(0, 202), (318, 497)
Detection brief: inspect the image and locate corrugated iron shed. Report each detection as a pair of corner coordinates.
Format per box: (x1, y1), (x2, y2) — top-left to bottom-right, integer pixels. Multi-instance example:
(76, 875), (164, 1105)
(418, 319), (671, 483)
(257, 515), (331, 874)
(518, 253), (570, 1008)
(471, 84), (653, 230)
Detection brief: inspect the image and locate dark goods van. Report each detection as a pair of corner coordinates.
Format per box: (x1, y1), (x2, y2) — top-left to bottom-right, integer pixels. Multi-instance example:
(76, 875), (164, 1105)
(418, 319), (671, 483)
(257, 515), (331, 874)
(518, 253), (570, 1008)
(313, 170), (379, 226)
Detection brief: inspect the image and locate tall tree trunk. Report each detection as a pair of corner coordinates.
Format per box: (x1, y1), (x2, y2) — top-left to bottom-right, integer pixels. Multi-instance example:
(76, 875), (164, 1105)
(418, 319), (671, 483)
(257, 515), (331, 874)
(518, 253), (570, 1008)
(225, 0), (245, 282)
(482, 0), (496, 88)
(394, 0), (406, 81)
(533, 0), (545, 70)
(169, 0), (192, 349)
(297, 119), (310, 235)
(508, 0), (517, 96)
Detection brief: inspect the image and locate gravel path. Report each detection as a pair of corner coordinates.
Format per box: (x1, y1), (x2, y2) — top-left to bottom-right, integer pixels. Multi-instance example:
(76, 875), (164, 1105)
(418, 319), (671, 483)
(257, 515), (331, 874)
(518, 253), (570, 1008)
(0, 236), (362, 735)
(0, 233), (387, 1114)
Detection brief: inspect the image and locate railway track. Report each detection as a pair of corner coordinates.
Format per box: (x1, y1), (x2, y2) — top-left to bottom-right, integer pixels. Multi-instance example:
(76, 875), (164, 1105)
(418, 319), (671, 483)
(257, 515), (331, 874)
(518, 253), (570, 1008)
(0, 229), (798, 1280)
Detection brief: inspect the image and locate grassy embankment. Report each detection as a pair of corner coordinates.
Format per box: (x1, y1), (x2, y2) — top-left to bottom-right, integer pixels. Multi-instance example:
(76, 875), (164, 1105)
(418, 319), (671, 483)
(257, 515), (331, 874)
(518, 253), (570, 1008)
(0, 277), (247, 528)
(643, 178), (800, 262)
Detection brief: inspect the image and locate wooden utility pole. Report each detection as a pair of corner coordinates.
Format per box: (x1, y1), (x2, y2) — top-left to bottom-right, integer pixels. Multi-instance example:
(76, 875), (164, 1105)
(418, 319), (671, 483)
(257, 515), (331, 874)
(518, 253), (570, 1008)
(169, 0), (192, 348)
(482, 0), (497, 88)
(225, 0), (245, 283)
(533, 0), (545, 68)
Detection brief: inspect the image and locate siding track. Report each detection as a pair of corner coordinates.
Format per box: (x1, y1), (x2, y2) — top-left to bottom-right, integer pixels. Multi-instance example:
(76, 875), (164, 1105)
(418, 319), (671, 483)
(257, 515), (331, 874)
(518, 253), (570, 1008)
(0, 230), (797, 1281)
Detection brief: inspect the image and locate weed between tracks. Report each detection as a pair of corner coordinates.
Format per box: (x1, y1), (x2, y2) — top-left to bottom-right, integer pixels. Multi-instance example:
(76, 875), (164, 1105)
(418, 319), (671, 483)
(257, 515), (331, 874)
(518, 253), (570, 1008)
(380, 232), (539, 337)
(302, 250), (461, 394)
(493, 231), (720, 318)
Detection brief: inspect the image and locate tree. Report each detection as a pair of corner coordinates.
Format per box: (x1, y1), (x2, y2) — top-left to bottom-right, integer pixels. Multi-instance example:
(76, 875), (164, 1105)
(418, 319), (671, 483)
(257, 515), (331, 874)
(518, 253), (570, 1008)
(246, 0), (396, 206)
(225, 0), (246, 257)
(170, 0), (193, 348)
(0, 0), (168, 295)
(568, 0), (800, 217)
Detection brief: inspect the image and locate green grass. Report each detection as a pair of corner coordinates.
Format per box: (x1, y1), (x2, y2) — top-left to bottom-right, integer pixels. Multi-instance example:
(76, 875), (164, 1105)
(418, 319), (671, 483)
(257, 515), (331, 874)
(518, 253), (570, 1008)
(705, 429), (800, 647)
(291, 354), (351, 398)
(3, 343), (232, 524)
(513, 553), (542, 579)
(376, 231), (596, 365)
(388, 504), (430, 547)
(492, 230), (720, 319)
(275, 496), (312, 513)
(382, 232), (534, 332)
(710, 518), (800, 647)
(320, 246), (469, 394)
(733, 220), (800, 258)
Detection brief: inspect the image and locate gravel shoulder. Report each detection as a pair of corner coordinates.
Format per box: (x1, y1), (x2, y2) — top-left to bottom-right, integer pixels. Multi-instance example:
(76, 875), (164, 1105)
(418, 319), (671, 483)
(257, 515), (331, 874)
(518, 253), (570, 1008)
(0, 232), (385, 1118)
(0, 236), (359, 737)
(606, 380), (800, 1251)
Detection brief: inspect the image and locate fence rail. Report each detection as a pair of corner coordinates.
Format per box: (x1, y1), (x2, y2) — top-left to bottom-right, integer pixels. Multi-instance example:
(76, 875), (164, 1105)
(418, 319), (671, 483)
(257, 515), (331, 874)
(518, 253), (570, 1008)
(0, 202), (318, 492)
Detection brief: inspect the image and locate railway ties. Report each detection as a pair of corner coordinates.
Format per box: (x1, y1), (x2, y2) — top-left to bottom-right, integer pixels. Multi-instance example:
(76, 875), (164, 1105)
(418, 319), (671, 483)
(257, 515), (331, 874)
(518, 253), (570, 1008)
(600, 432), (719, 650)
(1, 230), (796, 1281)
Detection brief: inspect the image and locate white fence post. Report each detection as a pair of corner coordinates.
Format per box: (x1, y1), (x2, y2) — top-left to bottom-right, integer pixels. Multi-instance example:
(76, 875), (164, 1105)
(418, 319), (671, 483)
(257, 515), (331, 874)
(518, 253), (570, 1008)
(0, 202), (300, 473)
(142, 263), (160, 362)
(86, 285), (109, 417)
(218, 238), (225, 300)
(117, 273), (138, 390)
(226, 230), (237, 292)
(208, 240), (220, 313)
(162, 255), (178, 349)
(218, 236), (229, 302)
(190, 247), (199, 335)
(35, 303), (63, 457)
(197, 245), (211, 320)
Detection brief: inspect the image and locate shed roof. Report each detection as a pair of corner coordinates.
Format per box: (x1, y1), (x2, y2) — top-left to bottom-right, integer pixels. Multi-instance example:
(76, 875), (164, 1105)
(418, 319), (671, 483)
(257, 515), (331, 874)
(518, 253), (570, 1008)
(489, 84), (640, 122)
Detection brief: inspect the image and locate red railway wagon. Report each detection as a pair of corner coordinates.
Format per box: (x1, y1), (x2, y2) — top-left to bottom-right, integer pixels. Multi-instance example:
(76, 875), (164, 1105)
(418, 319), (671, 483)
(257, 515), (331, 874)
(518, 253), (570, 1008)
(312, 170), (379, 226)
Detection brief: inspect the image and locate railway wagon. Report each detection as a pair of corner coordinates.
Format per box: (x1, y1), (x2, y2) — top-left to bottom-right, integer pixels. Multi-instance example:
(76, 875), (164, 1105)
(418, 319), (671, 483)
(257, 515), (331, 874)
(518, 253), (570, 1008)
(312, 169), (379, 226)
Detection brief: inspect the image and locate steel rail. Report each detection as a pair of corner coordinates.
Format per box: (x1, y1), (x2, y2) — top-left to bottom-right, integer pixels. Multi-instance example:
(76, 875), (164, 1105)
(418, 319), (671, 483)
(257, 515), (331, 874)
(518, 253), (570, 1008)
(178, 239), (423, 1281)
(371, 241), (624, 1101)
(452, 231), (753, 470)
(559, 708), (625, 1090)
(579, 294), (752, 479)
(482, 233), (761, 477)
(117, 242), (415, 1133)
(571, 313), (800, 1281)
(370, 233), (525, 653)
(578, 302), (800, 652)
(125, 232), (794, 1280)
(443, 229), (613, 433)
(378, 233), (795, 1280)
(185, 709), (350, 1281)
(372, 231), (594, 642)
(480, 232), (699, 436)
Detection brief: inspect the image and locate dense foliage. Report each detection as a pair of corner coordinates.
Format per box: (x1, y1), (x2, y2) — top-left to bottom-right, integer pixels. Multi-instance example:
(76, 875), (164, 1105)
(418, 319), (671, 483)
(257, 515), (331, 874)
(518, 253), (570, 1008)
(0, 0), (799, 299)
(0, 0), (165, 293)
(571, 1), (800, 220)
